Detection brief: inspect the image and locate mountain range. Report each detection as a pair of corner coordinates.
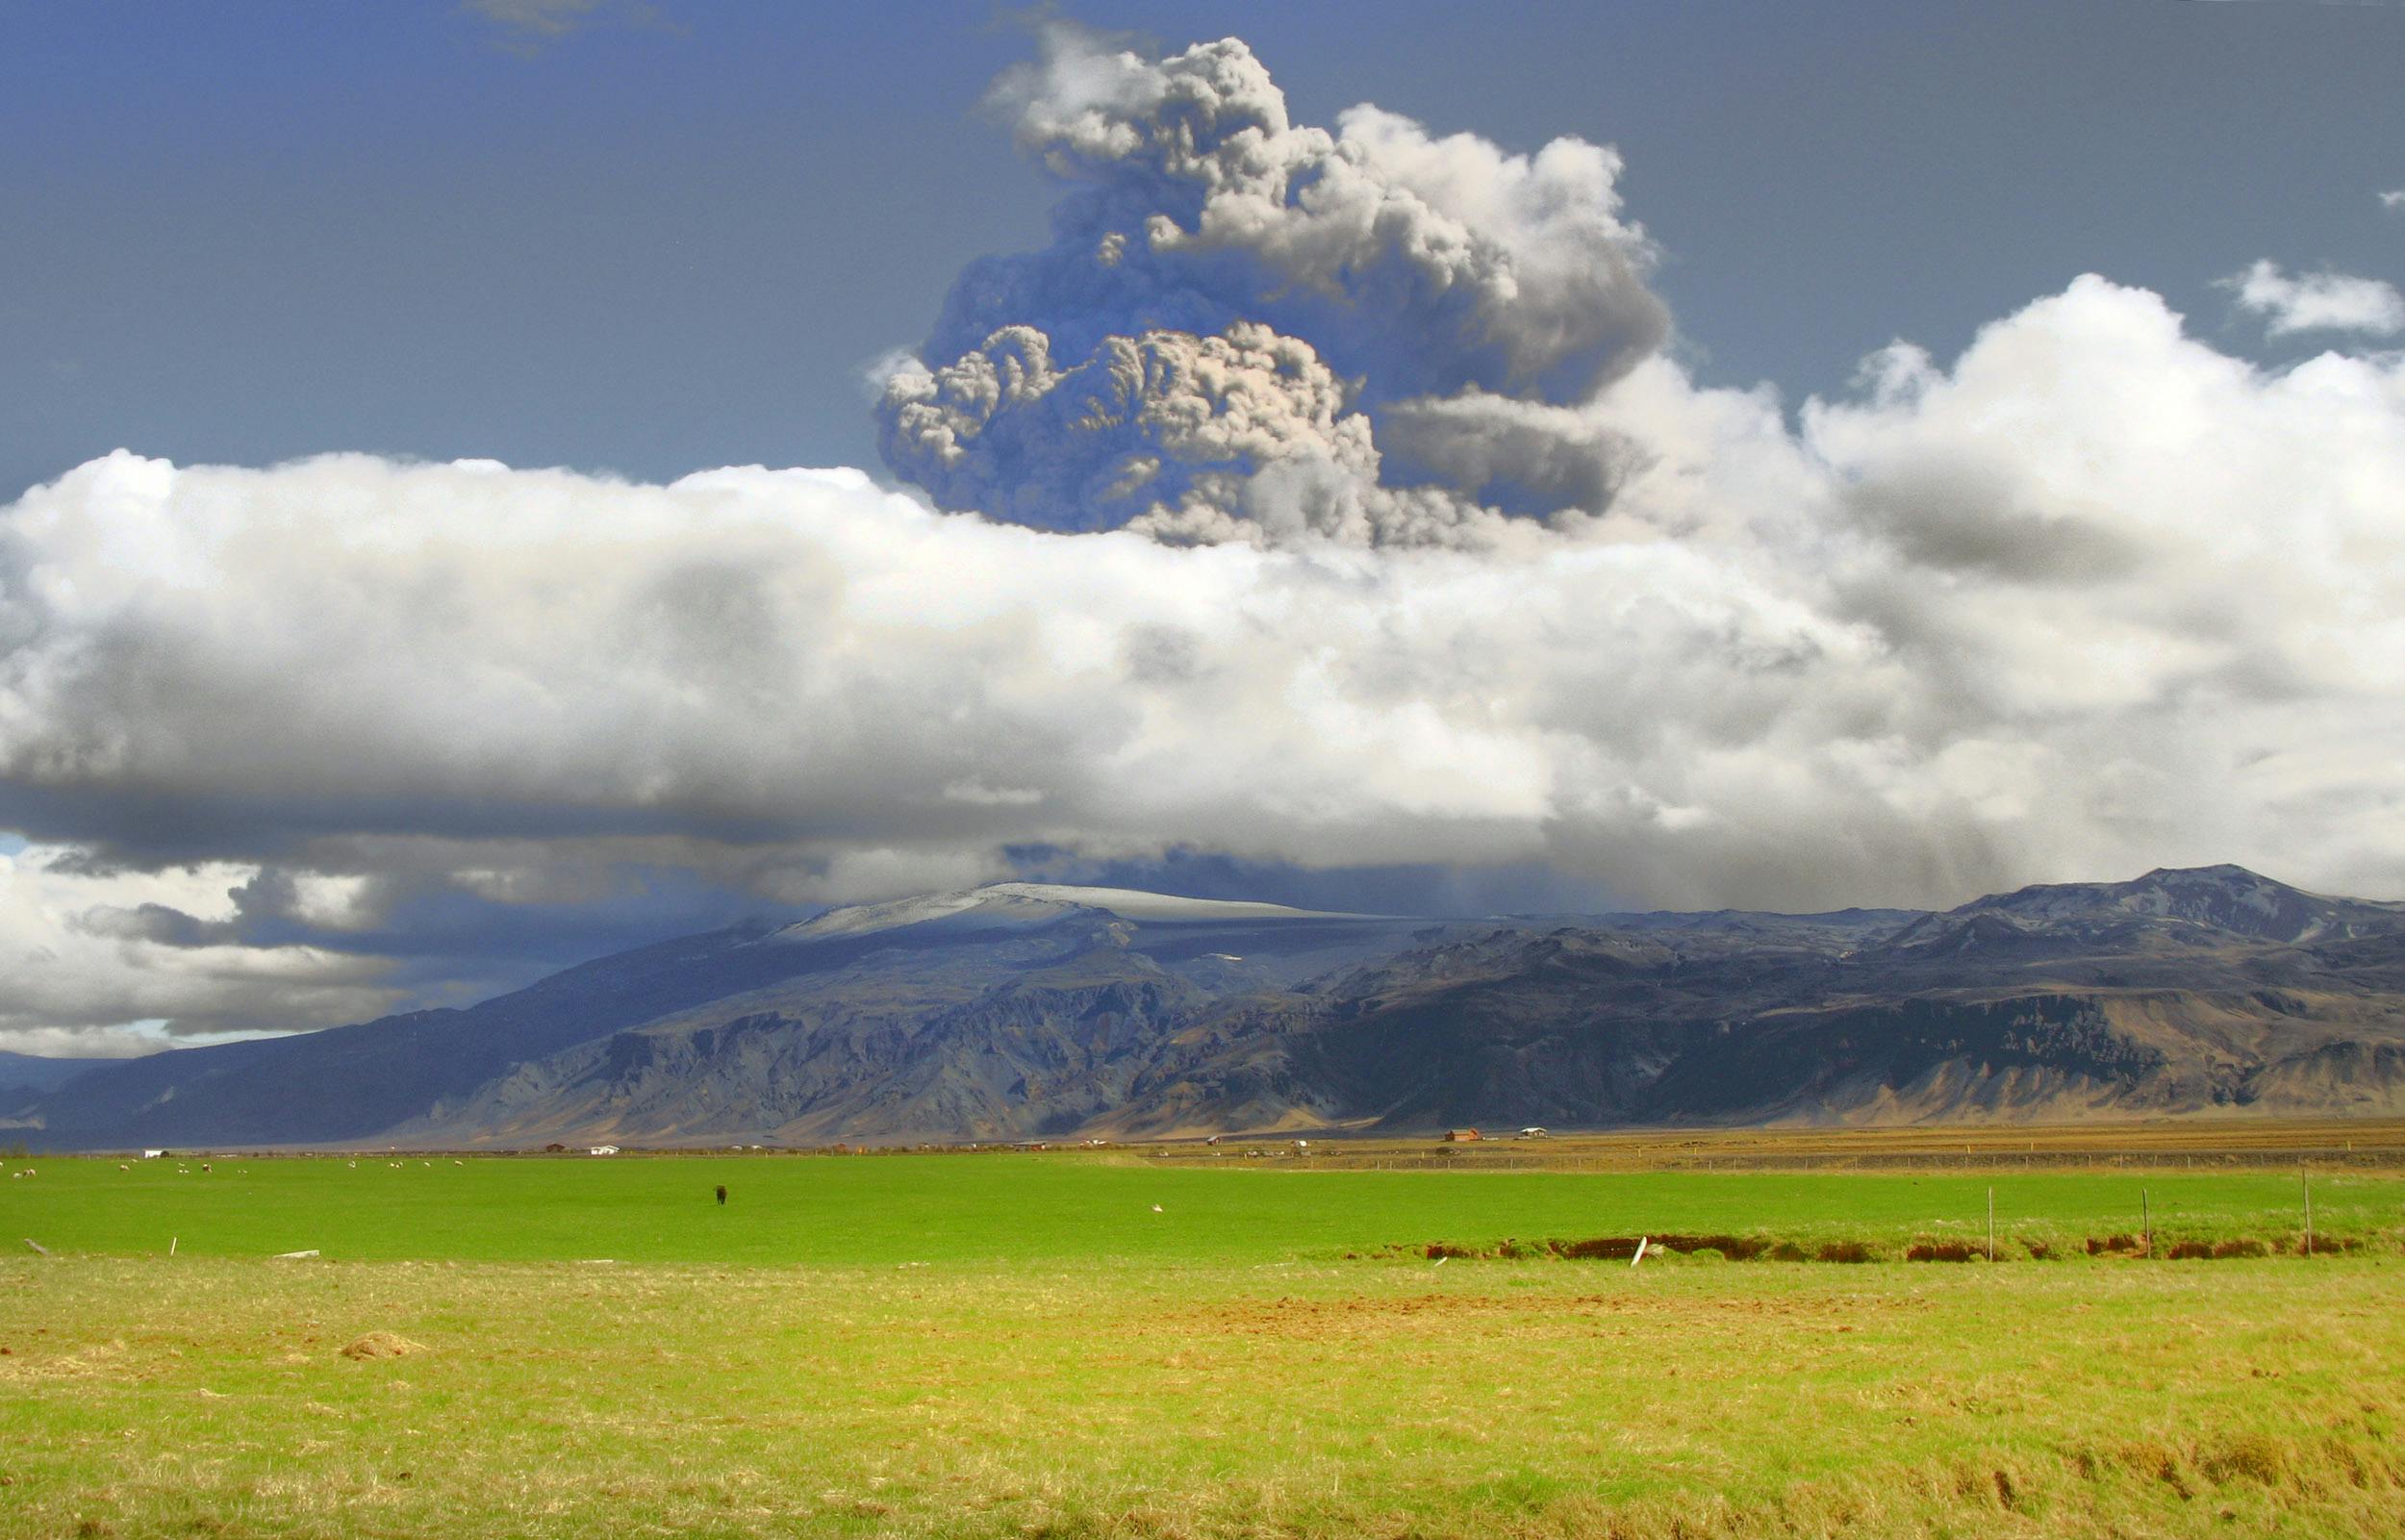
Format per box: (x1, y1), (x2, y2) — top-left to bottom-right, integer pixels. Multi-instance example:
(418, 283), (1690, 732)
(0, 1049), (111, 1099)
(9, 867), (2405, 1149)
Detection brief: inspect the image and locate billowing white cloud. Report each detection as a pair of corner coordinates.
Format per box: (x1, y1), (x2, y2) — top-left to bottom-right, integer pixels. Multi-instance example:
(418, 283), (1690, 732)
(2225, 259), (2405, 337)
(0, 844), (395, 1055)
(7, 269), (2405, 1048)
(2380, 189), (2403, 211)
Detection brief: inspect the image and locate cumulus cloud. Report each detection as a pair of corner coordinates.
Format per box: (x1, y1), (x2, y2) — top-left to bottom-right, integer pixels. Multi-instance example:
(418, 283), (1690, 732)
(2224, 259), (2405, 337)
(875, 22), (1667, 545)
(9, 269), (2405, 1048)
(0, 844), (396, 1054)
(2383, 189), (2405, 211)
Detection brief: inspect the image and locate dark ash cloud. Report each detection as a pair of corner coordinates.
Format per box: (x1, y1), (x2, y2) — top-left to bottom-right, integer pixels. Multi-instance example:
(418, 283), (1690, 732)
(876, 23), (1668, 546)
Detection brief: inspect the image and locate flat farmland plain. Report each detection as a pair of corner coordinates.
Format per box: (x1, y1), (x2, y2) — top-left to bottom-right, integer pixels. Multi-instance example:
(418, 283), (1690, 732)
(5, 1149), (2403, 1538)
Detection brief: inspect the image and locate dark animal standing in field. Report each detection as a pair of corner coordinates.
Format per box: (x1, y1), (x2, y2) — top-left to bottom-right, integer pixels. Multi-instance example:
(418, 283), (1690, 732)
(715, 1185), (727, 1205)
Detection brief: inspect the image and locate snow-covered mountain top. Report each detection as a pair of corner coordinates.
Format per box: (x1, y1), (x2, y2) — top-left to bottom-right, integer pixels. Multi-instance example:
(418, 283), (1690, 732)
(778, 882), (1372, 943)
(975, 883), (1371, 922)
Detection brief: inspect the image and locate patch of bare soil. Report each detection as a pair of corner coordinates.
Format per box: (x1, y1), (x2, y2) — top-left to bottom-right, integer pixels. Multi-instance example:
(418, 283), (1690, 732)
(339, 1332), (426, 1361)
(1414, 1233), (1784, 1262)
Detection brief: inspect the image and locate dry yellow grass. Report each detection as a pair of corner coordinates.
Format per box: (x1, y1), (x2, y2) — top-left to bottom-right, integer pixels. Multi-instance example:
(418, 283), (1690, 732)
(5, 1252), (2401, 1538)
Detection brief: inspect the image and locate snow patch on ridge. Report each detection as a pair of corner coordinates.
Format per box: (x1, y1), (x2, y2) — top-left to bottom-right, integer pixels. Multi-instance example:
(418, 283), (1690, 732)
(778, 882), (1373, 943)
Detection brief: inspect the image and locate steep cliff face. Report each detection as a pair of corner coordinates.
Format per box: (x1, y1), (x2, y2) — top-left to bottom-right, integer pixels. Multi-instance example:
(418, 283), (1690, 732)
(415, 958), (1215, 1145)
(15, 868), (2405, 1148)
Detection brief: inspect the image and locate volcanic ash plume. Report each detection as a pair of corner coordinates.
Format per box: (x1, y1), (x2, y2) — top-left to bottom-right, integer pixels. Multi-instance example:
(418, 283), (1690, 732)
(875, 25), (1667, 546)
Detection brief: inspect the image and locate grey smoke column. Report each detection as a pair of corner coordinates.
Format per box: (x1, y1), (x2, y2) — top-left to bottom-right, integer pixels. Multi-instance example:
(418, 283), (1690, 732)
(876, 24), (1670, 544)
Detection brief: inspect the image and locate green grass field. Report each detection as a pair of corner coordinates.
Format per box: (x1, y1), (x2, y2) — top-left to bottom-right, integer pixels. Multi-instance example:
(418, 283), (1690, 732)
(7, 1154), (2404, 1538)
(8, 1152), (2399, 1264)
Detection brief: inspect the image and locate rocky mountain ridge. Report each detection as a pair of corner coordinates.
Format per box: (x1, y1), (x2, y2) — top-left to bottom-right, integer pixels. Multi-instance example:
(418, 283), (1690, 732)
(11, 865), (2405, 1148)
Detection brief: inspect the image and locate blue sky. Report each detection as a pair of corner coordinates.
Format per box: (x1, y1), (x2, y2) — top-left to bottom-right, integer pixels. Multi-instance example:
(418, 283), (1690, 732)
(2, 1), (2402, 1053)
(8, 1), (2400, 502)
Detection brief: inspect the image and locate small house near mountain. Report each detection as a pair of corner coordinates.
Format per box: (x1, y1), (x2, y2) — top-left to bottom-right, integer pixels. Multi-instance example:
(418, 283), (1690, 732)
(1444, 1128), (1482, 1143)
